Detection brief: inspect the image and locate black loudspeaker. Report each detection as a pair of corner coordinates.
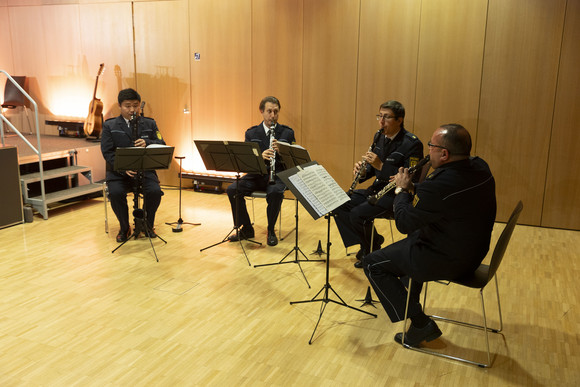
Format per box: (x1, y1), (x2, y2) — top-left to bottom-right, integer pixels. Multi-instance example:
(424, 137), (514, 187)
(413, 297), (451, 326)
(0, 147), (24, 228)
(2, 76), (28, 109)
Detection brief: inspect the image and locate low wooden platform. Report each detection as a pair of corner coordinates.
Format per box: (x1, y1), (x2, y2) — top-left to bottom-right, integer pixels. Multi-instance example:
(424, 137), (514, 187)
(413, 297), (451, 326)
(1, 133), (101, 164)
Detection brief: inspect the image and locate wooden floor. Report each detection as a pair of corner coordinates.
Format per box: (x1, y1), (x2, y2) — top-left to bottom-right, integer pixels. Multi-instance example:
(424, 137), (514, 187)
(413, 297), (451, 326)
(1, 188), (579, 386)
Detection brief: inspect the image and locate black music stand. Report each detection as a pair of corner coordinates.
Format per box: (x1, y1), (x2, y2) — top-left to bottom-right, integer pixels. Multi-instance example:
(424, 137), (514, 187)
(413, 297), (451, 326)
(279, 161), (377, 344)
(111, 145), (174, 262)
(254, 143), (324, 288)
(165, 156), (201, 232)
(195, 140), (267, 266)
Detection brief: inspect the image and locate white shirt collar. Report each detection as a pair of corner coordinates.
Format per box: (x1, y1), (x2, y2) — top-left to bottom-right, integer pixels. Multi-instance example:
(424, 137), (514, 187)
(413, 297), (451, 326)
(263, 122), (276, 135)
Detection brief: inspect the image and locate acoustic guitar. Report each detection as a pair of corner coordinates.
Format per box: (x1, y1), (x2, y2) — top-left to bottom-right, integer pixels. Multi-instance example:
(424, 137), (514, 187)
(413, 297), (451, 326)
(84, 63), (105, 138)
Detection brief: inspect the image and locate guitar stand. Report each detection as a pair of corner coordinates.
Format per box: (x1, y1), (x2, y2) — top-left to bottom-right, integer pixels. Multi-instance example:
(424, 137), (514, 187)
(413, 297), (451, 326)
(165, 156), (200, 232)
(199, 173), (261, 266)
(254, 199), (324, 288)
(112, 174), (166, 262)
(290, 213), (376, 344)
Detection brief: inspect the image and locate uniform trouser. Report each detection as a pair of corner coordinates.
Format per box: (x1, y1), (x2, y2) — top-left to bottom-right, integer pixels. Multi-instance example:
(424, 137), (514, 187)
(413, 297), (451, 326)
(362, 233), (424, 323)
(226, 175), (285, 232)
(108, 176), (163, 232)
(333, 189), (394, 253)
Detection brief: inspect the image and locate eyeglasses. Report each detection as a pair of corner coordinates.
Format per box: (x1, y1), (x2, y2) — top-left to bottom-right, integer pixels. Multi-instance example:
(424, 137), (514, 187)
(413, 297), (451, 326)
(428, 142), (448, 151)
(376, 114), (395, 120)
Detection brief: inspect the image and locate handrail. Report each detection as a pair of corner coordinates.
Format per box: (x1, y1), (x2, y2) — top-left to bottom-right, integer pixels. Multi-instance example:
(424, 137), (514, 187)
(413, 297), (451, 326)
(0, 70), (46, 219)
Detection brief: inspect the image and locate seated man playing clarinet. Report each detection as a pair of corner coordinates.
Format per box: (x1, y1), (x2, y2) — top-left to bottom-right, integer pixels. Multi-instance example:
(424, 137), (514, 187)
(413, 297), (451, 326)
(362, 124), (496, 346)
(226, 96), (296, 246)
(101, 88), (166, 243)
(333, 100), (423, 268)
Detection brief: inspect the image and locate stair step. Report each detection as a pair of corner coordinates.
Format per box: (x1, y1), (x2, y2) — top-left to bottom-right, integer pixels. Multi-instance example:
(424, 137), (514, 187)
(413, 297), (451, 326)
(21, 165), (93, 183)
(27, 183), (103, 205)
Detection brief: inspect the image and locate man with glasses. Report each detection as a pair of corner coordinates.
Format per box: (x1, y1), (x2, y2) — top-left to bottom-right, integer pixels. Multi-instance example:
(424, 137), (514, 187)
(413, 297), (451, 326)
(361, 124), (496, 346)
(226, 96), (296, 246)
(334, 100), (423, 268)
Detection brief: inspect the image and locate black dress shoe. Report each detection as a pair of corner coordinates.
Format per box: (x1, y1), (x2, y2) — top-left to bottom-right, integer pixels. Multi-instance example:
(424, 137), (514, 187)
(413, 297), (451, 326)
(394, 319), (442, 347)
(228, 227), (255, 242)
(116, 228), (131, 243)
(267, 231), (278, 246)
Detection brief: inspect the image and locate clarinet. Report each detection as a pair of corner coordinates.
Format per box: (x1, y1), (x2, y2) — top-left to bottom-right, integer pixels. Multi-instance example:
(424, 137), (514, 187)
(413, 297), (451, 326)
(367, 155), (431, 205)
(348, 128), (382, 195)
(268, 124), (276, 184)
(130, 112), (138, 142)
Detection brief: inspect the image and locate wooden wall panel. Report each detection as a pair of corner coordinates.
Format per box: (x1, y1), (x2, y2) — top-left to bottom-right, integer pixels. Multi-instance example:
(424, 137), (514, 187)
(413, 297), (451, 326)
(78, 3), (135, 120)
(251, 0), (303, 143)
(542, 0), (580, 230)
(2, 0), (579, 229)
(477, 0), (566, 225)
(41, 4), (86, 125)
(302, 0), (360, 189)
(134, 0), (190, 186)
(189, 0), (252, 172)
(414, 0), (487, 147)
(0, 5), (15, 106)
(355, 0), (421, 168)
(8, 6), (50, 134)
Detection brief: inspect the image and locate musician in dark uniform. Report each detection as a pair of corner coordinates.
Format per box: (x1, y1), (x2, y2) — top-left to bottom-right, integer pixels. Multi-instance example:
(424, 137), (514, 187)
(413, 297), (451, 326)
(362, 124), (496, 346)
(334, 100), (423, 268)
(226, 96), (296, 246)
(101, 88), (166, 243)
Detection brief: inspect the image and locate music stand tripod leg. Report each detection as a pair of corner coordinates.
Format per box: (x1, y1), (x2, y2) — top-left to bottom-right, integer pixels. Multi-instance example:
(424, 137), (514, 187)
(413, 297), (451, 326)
(165, 156), (200, 231)
(199, 174), (260, 266)
(290, 213), (377, 343)
(111, 174), (164, 262)
(254, 200), (324, 287)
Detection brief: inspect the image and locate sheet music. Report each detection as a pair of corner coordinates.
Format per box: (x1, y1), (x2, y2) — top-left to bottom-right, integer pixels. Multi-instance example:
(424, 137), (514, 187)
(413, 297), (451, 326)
(288, 164), (350, 217)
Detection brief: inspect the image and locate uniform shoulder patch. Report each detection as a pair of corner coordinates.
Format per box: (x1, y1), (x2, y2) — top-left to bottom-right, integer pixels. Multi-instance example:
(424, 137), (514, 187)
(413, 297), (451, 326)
(156, 131), (163, 140)
(409, 157), (419, 168)
(405, 132), (418, 140)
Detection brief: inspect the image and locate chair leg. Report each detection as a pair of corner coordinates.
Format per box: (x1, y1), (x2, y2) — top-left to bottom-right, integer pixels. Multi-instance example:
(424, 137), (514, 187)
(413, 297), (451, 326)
(103, 183), (108, 234)
(278, 199), (282, 237)
(480, 288), (492, 367)
(494, 275), (504, 333)
(370, 219), (375, 251)
(401, 277), (496, 368)
(250, 197), (255, 225)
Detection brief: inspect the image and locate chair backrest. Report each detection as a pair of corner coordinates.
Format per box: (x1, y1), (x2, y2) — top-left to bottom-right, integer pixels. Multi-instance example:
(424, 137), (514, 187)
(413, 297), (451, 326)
(2, 76), (28, 108)
(486, 200), (523, 282)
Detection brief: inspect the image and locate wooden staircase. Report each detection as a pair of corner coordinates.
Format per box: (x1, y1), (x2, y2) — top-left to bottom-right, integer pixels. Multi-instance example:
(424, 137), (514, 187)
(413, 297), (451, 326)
(20, 154), (103, 219)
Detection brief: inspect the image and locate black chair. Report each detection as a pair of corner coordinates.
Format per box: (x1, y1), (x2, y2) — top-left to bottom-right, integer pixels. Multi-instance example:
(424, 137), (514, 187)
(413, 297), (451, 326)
(2, 76), (28, 109)
(401, 200), (524, 367)
(2, 76), (32, 134)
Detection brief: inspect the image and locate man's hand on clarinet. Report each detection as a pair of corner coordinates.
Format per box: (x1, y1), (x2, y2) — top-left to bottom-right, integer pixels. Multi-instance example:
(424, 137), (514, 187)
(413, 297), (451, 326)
(365, 151), (382, 170)
(262, 148), (275, 161)
(393, 167), (413, 191)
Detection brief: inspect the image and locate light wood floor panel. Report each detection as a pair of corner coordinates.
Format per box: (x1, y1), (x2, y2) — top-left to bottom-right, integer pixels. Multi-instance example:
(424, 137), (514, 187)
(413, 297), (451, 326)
(0, 189), (578, 385)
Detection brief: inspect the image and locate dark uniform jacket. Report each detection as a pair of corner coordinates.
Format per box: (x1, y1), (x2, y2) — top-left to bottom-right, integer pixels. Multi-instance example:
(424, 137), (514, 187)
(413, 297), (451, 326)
(101, 115), (166, 181)
(360, 128), (423, 204)
(244, 122), (296, 178)
(393, 157), (497, 282)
